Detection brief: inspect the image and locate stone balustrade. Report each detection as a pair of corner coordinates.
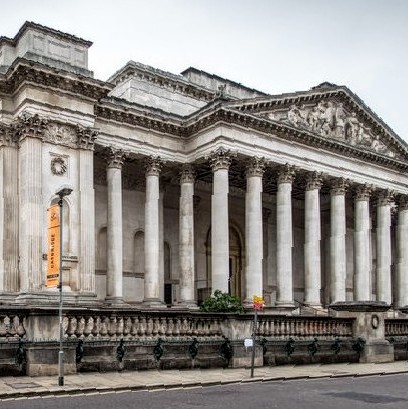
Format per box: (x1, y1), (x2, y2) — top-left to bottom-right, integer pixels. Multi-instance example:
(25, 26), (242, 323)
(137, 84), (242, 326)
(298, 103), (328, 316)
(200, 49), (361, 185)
(385, 319), (408, 338)
(256, 317), (353, 339)
(64, 313), (223, 340)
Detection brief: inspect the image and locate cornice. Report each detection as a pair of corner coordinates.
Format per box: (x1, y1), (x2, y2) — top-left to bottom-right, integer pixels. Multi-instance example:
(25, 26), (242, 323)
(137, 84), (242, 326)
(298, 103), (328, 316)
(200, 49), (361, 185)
(0, 59), (112, 100)
(94, 102), (408, 172)
(0, 21), (92, 47)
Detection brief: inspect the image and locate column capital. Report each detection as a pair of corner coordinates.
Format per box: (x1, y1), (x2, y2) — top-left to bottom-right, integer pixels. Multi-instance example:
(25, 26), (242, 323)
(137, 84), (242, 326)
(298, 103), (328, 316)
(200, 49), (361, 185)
(330, 177), (349, 196)
(15, 113), (48, 142)
(277, 163), (295, 184)
(376, 189), (394, 206)
(396, 194), (408, 211)
(145, 156), (163, 176)
(105, 146), (127, 169)
(0, 123), (18, 147)
(354, 184), (372, 201)
(305, 171), (323, 191)
(246, 157), (266, 177)
(76, 125), (98, 150)
(179, 164), (195, 183)
(208, 148), (233, 171)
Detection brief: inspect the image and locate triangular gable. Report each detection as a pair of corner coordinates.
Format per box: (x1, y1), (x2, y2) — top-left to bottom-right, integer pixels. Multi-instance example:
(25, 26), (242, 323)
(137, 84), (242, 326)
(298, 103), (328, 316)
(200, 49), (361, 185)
(227, 85), (408, 161)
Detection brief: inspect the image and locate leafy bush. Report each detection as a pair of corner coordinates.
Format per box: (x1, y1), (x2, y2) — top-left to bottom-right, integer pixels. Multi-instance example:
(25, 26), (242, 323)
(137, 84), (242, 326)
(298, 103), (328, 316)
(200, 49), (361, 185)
(200, 290), (244, 313)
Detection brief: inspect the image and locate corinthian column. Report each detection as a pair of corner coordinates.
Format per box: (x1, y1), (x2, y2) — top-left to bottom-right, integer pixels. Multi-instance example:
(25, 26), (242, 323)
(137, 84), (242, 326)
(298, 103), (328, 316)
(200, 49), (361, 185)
(106, 147), (126, 303)
(330, 178), (348, 303)
(209, 148), (232, 293)
(179, 164), (196, 307)
(354, 184), (372, 301)
(304, 171), (322, 307)
(0, 124), (19, 294)
(18, 114), (47, 295)
(396, 196), (408, 308)
(143, 156), (163, 306)
(244, 157), (265, 304)
(77, 127), (98, 295)
(376, 190), (392, 304)
(276, 164), (295, 306)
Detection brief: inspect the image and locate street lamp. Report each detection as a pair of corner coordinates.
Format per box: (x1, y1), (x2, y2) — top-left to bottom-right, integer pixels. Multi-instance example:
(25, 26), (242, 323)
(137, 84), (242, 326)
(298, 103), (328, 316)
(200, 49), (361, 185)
(56, 185), (72, 387)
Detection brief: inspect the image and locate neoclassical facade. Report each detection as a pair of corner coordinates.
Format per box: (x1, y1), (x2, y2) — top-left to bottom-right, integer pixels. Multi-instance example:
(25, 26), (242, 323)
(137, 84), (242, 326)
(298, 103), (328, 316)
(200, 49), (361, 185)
(1, 22), (408, 311)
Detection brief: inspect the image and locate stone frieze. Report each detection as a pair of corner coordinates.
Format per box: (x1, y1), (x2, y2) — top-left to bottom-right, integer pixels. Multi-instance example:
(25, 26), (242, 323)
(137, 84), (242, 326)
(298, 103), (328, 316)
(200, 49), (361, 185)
(266, 101), (397, 158)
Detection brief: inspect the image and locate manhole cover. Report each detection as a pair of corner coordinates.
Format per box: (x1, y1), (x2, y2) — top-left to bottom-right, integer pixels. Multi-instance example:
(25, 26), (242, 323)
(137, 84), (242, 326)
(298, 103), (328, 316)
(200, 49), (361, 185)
(7, 382), (40, 389)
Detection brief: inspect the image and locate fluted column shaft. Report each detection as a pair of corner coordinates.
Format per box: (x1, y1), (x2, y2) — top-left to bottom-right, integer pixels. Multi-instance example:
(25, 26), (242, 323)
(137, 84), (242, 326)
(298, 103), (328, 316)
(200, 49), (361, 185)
(245, 158), (265, 303)
(144, 157), (162, 304)
(276, 165), (295, 306)
(330, 179), (348, 303)
(210, 149), (231, 293)
(179, 165), (196, 306)
(19, 136), (43, 292)
(106, 148), (125, 303)
(396, 197), (408, 308)
(78, 147), (95, 293)
(354, 185), (372, 301)
(304, 172), (322, 306)
(376, 192), (392, 304)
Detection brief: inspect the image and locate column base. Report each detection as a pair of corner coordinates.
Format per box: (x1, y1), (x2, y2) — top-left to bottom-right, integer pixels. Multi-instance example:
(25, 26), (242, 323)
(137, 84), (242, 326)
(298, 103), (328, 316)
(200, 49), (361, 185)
(104, 296), (125, 305)
(175, 301), (199, 310)
(141, 298), (167, 309)
(359, 341), (394, 363)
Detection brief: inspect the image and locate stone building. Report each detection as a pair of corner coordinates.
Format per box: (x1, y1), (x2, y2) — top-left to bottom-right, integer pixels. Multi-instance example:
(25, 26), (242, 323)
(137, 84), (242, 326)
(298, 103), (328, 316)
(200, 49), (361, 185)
(1, 21), (408, 312)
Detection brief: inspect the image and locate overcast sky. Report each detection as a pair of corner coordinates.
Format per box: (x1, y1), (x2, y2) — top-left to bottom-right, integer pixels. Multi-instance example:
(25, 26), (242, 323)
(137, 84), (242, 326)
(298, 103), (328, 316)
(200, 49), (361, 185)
(1, 0), (407, 140)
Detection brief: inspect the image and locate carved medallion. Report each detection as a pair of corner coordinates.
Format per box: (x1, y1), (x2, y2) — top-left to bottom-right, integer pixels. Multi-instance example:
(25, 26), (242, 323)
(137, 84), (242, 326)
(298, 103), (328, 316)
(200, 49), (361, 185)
(51, 156), (68, 176)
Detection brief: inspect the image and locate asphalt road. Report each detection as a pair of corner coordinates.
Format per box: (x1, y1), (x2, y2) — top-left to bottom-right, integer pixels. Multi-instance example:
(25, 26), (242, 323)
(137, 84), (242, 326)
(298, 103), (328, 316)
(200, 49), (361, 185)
(1, 374), (408, 409)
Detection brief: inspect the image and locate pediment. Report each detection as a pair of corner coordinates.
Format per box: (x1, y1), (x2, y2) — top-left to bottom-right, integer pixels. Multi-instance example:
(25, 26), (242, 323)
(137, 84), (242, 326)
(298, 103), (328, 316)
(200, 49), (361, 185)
(238, 94), (408, 161)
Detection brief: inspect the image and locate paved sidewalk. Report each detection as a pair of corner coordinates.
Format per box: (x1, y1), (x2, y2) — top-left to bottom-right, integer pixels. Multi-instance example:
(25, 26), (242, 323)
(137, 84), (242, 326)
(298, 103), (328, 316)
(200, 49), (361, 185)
(0, 361), (407, 400)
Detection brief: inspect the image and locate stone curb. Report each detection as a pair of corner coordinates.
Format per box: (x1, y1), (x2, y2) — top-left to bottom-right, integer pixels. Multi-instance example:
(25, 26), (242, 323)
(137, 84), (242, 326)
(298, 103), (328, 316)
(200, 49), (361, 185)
(1, 368), (408, 400)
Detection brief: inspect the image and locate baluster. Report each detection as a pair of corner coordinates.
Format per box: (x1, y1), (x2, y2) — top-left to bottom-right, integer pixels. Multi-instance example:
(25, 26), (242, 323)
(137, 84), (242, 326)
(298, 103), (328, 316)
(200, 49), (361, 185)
(157, 317), (165, 336)
(130, 317), (138, 337)
(76, 316), (85, 338)
(84, 316), (93, 338)
(146, 317), (153, 337)
(139, 316), (147, 336)
(100, 316), (108, 337)
(92, 316), (100, 337)
(123, 317), (132, 338)
(66, 316), (77, 338)
(16, 315), (26, 338)
(116, 316), (124, 338)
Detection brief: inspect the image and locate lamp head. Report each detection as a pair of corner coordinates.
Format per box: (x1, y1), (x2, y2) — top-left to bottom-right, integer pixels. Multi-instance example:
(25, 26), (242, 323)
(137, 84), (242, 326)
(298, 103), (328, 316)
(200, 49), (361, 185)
(56, 185), (73, 198)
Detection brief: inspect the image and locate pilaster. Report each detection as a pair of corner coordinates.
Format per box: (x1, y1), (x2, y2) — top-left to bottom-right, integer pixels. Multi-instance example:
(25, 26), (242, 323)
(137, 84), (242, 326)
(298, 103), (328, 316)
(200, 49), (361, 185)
(77, 126), (98, 295)
(17, 114), (47, 294)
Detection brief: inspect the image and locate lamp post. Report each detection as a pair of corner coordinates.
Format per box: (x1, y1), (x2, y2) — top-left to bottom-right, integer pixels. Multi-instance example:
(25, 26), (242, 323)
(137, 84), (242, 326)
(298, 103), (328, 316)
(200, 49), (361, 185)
(56, 186), (72, 387)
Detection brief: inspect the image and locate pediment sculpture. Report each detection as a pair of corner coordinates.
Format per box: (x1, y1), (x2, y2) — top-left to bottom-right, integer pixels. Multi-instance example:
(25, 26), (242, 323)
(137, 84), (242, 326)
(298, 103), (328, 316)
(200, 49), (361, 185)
(266, 101), (396, 158)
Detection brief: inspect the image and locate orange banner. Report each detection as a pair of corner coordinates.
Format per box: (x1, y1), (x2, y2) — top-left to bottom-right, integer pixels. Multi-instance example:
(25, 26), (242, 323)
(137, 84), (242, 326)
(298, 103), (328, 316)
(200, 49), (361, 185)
(46, 204), (60, 288)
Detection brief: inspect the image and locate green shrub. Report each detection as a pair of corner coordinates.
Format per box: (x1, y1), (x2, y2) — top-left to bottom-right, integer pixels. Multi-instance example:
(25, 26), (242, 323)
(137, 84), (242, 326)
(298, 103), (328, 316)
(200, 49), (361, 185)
(200, 290), (244, 313)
